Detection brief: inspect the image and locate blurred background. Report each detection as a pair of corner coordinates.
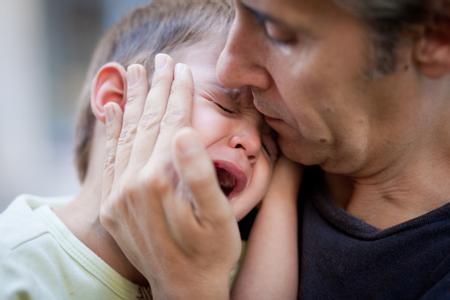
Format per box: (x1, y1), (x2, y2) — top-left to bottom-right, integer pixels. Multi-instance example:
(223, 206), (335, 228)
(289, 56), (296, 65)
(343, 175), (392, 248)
(0, 0), (148, 211)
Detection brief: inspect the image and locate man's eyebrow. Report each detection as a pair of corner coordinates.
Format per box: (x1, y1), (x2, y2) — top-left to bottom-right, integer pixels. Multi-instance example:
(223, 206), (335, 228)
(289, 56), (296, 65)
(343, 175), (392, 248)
(240, 0), (315, 37)
(240, 1), (288, 27)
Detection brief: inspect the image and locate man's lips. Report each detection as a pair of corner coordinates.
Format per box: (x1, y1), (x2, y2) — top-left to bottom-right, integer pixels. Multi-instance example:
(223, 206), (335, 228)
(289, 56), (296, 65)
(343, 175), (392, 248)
(213, 160), (248, 199)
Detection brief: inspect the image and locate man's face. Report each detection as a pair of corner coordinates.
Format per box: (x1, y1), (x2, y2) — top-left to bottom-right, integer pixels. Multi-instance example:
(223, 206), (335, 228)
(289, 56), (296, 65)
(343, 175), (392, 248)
(179, 39), (277, 221)
(218, 0), (421, 176)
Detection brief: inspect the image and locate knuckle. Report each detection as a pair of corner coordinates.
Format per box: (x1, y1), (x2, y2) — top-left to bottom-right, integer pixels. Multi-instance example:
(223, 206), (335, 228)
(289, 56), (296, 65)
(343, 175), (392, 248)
(100, 175), (140, 230)
(126, 89), (145, 105)
(151, 69), (172, 87)
(118, 124), (137, 146)
(143, 169), (171, 194)
(171, 78), (190, 93)
(103, 151), (116, 169)
(103, 159), (115, 178)
(207, 207), (232, 227)
(138, 111), (162, 131)
(126, 93), (138, 104)
(118, 174), (137, 197)
(105, 127), (115, 141)
(160, 110), (187, 129)
(149, 174), (169, 193)
(99, 202), (118, 230)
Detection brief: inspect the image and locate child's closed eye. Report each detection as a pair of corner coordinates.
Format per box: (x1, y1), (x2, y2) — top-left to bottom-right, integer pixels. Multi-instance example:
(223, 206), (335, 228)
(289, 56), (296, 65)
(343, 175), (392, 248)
(213, 101), (235, 114)
(200, 88), (238, 115)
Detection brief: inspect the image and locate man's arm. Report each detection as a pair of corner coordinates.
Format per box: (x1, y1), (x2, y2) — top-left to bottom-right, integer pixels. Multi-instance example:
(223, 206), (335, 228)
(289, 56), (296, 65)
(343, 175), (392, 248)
(231, 157), (301, 300)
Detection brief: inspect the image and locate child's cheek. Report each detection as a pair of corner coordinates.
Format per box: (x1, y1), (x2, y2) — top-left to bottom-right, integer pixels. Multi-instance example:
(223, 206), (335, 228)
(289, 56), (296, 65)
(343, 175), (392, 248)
(191, 101), (231, 147)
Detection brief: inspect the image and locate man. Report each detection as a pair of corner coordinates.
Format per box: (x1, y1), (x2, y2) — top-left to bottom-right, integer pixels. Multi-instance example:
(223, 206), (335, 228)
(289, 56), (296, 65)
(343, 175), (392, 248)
(100, 0), (450, 298)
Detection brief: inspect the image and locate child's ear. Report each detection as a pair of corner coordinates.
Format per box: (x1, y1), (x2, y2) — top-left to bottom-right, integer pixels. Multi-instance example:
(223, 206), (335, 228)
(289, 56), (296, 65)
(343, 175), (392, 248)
(90, 62), (127, 123)
(414, 15), (450, 79)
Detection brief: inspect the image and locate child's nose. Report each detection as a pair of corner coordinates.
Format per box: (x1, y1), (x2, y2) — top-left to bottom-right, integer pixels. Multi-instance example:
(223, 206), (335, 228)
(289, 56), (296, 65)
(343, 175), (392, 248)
(229, 129), (261, 164)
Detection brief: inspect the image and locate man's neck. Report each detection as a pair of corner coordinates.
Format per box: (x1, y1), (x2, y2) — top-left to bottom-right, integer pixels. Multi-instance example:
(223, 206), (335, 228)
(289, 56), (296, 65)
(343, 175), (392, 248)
(53, 184), (148, 286)
(325, 142), (450, 230)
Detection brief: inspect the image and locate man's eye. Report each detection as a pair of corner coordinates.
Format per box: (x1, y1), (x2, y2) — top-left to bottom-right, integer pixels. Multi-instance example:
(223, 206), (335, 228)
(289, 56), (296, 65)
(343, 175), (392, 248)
(246, 5), (297, 46)
(264, 21), (297, 45)
(214, 102), (235, 114)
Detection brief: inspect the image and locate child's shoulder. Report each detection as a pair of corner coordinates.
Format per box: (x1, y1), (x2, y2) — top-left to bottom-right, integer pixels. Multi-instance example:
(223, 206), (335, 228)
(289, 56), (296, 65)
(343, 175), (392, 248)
(0, 194), (70, 251)
(0, 194), (73, 299)
(0, 194), (146, 299)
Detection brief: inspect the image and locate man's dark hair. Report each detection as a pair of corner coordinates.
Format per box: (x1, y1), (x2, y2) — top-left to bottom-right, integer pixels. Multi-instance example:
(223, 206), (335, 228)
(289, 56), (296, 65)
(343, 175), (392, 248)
(334, 0), (449, 74)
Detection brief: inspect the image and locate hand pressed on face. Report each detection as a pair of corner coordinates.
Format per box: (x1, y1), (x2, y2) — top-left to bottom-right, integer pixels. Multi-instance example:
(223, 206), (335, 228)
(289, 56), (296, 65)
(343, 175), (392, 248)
(100, 54), (241, 299)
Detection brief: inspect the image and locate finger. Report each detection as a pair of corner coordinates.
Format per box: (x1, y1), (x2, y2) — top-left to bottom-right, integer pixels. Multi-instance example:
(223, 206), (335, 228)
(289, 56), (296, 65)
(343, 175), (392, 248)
(171, 128), (233, 225)
(114, 64), (148, 179)
(163, 63), (194, 131)
(162, 179), (200, 252)
(149, 63), (194, 162)
(128, 54), (175, 169)
(102, 102), (123, 200)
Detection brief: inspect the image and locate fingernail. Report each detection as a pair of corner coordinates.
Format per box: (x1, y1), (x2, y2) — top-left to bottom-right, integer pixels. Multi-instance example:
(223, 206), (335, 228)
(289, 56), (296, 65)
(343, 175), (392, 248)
(175, 63), (187, 78)
(127, 64), (140, 85)
(105, 103), (114, 123)
(155, 53), (168, 70)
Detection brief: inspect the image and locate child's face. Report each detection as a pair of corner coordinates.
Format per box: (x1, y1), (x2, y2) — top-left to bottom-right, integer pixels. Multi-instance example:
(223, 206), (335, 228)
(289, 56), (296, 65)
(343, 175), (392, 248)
(179, 41), (278, 221)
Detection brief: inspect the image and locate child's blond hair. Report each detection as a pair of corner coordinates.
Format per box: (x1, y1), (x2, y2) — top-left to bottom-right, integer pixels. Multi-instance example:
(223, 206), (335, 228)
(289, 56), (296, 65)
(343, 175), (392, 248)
(74, 0), (233, 182)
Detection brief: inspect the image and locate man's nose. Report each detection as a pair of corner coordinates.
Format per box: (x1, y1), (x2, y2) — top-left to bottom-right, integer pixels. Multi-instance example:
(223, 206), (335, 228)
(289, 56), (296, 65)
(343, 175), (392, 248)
(217, 21), (271, 90)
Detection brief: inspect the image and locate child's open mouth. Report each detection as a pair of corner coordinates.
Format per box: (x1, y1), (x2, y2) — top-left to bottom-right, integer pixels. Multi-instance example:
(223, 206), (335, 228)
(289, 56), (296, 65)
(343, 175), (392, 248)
(214, 160), (247, 199)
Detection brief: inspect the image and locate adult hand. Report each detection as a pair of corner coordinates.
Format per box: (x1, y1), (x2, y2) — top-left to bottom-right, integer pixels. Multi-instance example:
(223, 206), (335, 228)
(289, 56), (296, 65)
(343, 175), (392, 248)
(100, 54), (241, 300)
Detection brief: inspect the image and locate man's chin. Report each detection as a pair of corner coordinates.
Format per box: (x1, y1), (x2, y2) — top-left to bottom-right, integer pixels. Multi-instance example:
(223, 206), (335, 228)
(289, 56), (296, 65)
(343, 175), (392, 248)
(279, 140), (327, 166)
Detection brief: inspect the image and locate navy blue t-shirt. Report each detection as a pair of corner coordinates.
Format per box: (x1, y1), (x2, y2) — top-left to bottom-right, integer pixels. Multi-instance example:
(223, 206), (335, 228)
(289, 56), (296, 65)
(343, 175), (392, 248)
(299, 167), (450, 299)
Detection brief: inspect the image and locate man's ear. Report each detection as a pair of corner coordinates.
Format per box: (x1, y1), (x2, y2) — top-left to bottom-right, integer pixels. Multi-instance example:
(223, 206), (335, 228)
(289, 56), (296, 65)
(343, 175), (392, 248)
(90, 62), (127, 123)
(414, 11), (450, 79)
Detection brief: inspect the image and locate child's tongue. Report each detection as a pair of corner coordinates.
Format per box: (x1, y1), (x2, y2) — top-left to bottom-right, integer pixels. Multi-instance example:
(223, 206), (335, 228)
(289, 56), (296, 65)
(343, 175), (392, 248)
(216, 167), (236, 196)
